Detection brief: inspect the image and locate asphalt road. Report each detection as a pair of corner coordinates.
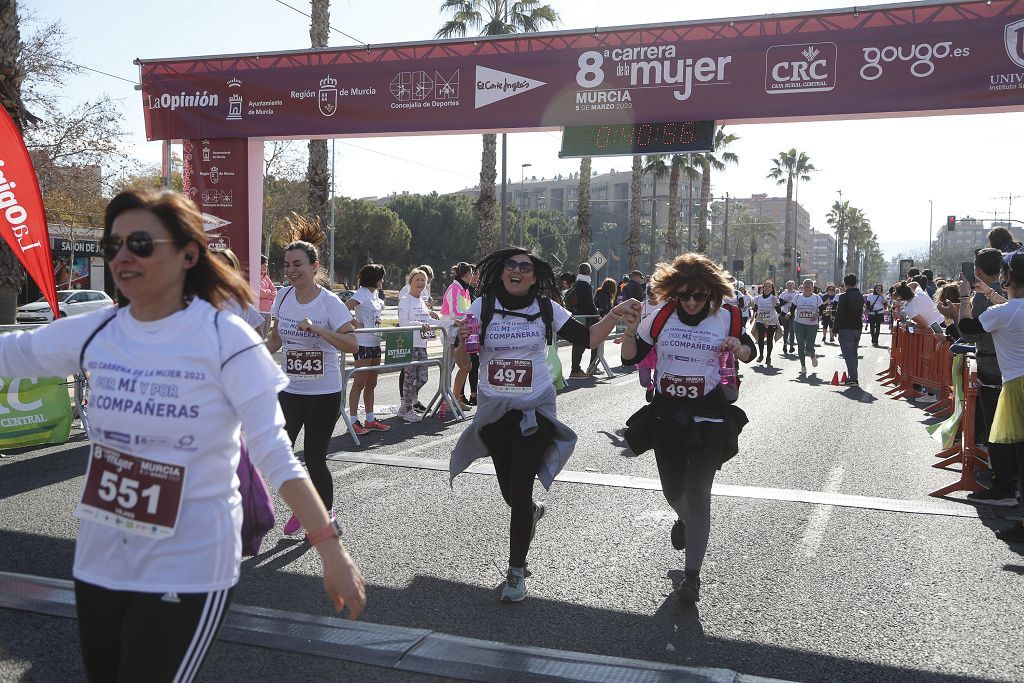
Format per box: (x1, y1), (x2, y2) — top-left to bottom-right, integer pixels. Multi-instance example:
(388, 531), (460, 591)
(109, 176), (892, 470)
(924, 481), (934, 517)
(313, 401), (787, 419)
(1, 329), (1022, 682)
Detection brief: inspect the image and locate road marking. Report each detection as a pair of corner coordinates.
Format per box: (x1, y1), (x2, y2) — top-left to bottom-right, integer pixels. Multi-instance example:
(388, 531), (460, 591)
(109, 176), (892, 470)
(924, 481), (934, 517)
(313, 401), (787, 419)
(798, 466), (845, 558)
(324, 452), (977, 518)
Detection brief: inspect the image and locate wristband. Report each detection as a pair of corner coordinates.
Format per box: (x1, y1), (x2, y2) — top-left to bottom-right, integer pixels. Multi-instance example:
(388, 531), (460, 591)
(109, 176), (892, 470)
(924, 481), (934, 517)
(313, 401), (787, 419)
(305, 517), (342, 545)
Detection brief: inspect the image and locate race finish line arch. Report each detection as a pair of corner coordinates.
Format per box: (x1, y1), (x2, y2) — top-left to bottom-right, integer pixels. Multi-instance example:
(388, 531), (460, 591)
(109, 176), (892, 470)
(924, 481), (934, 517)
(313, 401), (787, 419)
(136, 0), (1024, 291)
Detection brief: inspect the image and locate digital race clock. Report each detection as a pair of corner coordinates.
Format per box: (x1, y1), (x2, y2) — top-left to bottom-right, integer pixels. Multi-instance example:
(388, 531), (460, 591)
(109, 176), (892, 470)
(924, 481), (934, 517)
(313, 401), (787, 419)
(559, 120), (716, 158)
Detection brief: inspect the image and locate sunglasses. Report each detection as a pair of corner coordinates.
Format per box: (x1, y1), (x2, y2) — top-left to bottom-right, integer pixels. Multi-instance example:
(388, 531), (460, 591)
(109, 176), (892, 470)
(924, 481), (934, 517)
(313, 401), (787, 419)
(100, 231), (177, 261)
(503, 259), (535, 274)
(675, 291), (709, 303)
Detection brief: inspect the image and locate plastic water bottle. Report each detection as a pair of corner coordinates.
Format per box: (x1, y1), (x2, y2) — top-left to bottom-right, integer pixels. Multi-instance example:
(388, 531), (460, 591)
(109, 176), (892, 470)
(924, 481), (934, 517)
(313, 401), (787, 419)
(718, 350), (736, 386)
(464, 314), (480, 353)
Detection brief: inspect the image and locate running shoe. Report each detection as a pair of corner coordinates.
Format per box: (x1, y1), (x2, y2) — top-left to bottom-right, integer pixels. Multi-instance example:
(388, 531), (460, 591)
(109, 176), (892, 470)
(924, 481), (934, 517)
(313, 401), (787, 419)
(670, 519), (686, 550)
(966, 488), (1019, 507)
(811, 354), (818, 368)
(995, 525), (1024, 544)
(913, 394), (939, 405)
(468, 395), (478, 406)
(500, 567), (527, 602)
(844, 379), (859, 386)
(645, 388), (654, 403)
(283, 513), (302, 536)
(364, 419), (391, 432)
(530, 502), (545, 541)
(400, 409), (423, 423)
(676, 571), (701, 603)
(569, 370), (588, 379)
(413, 402), (428, 413)
(457, 398), (473, 412)
(350, 420), (370, 436)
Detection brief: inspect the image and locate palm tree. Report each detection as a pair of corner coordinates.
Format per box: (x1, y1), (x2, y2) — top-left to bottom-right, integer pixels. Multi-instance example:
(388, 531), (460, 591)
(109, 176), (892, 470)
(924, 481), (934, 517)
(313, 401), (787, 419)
(627, 155), (642, 271)
(576, 156), (591, 261)
(642, 154), (669, 271)
(767, 149), (815, 280)
(665, 155), (700, 257)
(826, 199), (849, 284)
(436, 1), (559, 258)
(306, 1), (331, 242)
(730, 210), (776, 284)
(695, 126), (739, 253)
(845, 207), (870, 278)
(0, 0), (36, 323)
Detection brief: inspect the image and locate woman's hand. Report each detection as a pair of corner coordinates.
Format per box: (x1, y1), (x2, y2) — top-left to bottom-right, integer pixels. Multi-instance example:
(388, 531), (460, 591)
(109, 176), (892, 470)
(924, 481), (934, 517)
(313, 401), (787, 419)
(429, 311), (441, 320)
(298, 318), (316, 333)
(420, 323), (433, 334)
(972, 279), (993, 297)
(957, 276), (973, 298)
(613, 298), (642, 332)
(319, 542), (366, 619)
(454, 318), (469, 343)
(720, 336), (743, 354)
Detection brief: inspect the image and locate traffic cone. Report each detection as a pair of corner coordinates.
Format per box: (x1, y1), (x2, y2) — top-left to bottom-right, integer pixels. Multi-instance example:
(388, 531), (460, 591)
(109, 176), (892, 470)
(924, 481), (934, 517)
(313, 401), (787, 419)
(830, 371), (840, 386)
(841, 372), (849, 384)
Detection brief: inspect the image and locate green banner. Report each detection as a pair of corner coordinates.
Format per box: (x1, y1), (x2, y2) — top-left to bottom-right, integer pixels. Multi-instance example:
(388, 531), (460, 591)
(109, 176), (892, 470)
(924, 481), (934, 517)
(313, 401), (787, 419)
(926, 354), (963, 449)
(383, 329), (414, 365)
(0, 375), (73, 449)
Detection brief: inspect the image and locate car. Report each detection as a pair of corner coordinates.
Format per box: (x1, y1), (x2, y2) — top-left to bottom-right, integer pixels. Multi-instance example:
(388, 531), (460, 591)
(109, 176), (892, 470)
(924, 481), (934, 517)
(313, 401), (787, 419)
(16, 290), (114, 324)
(334, 289), (356, 303)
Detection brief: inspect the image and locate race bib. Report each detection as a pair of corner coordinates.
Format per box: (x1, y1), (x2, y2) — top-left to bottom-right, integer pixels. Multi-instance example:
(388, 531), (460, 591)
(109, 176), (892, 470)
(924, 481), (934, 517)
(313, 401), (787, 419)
(77, 444), (186, 539)
(756, 310), (771, 320)
(659, 373), (706, 399)
(487, 358), (533, 393)
(419, 326), (437, 340)
(285, 349), (324, 379)
(797, 309), (817, 321)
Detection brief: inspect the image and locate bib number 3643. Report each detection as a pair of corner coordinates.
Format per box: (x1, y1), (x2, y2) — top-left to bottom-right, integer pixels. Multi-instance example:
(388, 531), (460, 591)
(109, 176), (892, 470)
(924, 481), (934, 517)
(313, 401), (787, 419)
(77, 444), (186, 539)
(285, 349), (324, 379)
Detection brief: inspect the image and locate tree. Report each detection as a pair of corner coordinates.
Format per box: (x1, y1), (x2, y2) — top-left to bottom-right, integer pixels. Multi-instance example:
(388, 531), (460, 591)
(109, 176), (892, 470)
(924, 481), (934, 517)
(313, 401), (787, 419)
(627, 155), (642, 271)
(826, 199), (849, 284)
(306, 0), (331, 246)
(576, 156), (591, 262)
(666, 154), (699, 257)
(333, 197), (411, 284)
(767, 148), (815, 279)
(387, 192), (476, 274)
(642, 154), (669, 270)
(436, 1), (559, 258)
(844, 206), (871, 278)
(262, 176), (311, 276)
(695, 126), (739, 253)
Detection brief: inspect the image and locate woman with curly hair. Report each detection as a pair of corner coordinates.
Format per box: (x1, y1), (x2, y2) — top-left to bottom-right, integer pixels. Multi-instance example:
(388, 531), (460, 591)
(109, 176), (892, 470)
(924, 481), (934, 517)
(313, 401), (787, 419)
(449, 248), (642, 603)
(620, 253), (755, 603)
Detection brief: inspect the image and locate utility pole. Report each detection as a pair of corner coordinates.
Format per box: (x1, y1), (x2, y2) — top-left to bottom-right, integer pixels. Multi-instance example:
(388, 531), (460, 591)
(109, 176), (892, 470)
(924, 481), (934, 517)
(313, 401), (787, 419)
(722, 192), (730, 268)
(927, 199), (933, 267)
(329, 139), (336, 285)
(500, 134), (507, 245)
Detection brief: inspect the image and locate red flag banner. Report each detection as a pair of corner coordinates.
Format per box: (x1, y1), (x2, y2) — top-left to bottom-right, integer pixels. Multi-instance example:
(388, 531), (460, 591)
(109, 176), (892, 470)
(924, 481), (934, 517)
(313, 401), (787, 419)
(0, 108), (58, 318)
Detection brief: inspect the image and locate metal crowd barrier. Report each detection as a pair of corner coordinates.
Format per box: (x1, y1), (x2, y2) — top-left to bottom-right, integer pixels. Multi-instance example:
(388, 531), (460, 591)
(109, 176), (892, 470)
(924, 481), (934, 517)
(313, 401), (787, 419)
(0, 323), (90, 434)
(340, 324), (463, 446)
(568, 314), (616, 379)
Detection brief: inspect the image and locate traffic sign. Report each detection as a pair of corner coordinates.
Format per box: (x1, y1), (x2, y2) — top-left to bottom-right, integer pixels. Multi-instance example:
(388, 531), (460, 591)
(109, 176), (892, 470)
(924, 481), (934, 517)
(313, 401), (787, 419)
(589, 250), (607, 271)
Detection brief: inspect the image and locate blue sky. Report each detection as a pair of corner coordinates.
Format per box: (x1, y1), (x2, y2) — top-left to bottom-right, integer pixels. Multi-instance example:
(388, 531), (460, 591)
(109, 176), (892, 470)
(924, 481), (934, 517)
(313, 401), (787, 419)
(27, 0), (1024, 257)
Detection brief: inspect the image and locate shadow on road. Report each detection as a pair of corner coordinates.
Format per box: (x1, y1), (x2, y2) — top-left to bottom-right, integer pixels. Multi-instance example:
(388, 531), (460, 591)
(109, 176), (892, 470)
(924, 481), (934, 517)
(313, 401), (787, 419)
(0, 439), (90, 500)
(597, 429), (635, 457)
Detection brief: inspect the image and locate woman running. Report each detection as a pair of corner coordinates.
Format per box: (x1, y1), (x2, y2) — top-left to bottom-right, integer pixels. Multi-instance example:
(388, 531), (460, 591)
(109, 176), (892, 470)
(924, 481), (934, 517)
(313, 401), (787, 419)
(819, 284), (837, 344)
(957, 251), (1024, 543)
(267, 221), (358, 535)
(752, 279), (781, 365)
(449, 248), (641, 603)
(398, 268), (440, 422)
(865, 284), (887, 346)
(620, 253), (753, 603)
(0, 189), (364, 682)
(441, 262), (475, 412)
(786, 279), (824, 374)
(346, 264), (391, 434)
(637, 285), (661, 400)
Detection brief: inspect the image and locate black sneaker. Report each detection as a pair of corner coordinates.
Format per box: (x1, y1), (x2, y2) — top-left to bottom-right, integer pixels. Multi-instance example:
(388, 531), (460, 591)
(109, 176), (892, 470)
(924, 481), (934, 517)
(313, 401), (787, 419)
(413, 402), (427, 413)
(995, 525), (1024, 544)
(677, 570), (701, 603)
(645, 388), (654, 403)
(530, 502), (545, 542)
(670, 519), (686, 550)
(966, 488), (1019, 507)
(844, 379), (859, 386)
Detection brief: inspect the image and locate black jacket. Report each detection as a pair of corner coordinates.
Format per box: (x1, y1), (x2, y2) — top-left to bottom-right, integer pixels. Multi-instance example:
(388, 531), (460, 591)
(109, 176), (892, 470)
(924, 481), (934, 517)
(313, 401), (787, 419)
(571, 278), (598, 316)
(621, 279), (645, 303)
(835, 288), (865, 330)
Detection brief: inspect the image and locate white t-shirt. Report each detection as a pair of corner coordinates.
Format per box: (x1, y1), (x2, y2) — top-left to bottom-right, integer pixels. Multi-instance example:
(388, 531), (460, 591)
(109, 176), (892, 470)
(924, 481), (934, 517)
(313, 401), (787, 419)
(223, 300), (266, 330)
(753, 294), (779, 326)
(779, 290), (797, 306)
(641, 299), (661, 319)
(472, 297), (571, 398)
(902, 292), (943, 327)
(272, 286), (353, 395)
(866, 293), (886, 313)
(790, 293), (823, 326)
(979, 299), (1024, 383)
(638, 305), (731, 402)
(398, 283), (431, 303)
(349, 287), (385, 348)
(0, 299), (303, 593)
(399, 291), (437, 349)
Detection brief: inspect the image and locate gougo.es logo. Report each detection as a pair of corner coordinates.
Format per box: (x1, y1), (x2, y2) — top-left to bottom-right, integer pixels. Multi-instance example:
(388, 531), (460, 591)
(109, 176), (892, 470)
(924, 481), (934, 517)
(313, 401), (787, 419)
(859, 41), (969, 81)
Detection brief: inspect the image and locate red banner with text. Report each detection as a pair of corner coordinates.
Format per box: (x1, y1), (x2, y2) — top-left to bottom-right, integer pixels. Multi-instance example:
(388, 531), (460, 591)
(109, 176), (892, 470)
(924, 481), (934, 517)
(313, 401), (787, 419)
(180, 138), (251, 281)
(140, 0), (1024, 141)
(0, 108), (58, 318)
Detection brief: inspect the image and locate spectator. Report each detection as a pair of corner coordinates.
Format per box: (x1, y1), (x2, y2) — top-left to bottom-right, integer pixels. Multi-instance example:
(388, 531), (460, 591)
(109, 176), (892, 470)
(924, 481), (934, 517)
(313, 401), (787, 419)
(559, 272), (575, 300)
(835, 273), (865, 386)
(988, 226), (1023, 254)
(621, 269), (646, 303)
(922, 269), (937, 298)
(568, 263), (599, 378)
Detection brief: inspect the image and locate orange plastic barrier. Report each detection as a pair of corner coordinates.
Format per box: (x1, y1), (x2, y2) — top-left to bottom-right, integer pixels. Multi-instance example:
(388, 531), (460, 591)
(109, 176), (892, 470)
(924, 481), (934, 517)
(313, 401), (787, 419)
(930, 357), (988, 498)
(879, 323), (953, 417)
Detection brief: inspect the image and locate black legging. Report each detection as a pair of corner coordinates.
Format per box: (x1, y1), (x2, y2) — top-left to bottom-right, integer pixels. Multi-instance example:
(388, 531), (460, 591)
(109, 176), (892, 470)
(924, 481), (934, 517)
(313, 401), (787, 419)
(755, 322), (776, 359)
(278, 390), (342, 509)
(868, 313), (883, 344)
(479, 409), (555, 568)
(468, 353), (480, 397)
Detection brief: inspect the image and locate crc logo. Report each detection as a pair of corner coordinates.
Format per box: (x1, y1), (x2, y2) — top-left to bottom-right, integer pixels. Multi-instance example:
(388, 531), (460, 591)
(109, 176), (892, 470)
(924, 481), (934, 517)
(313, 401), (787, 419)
(765, 42), (837, 94)
(859, 41), (970, 81)
(1007, 18), (1024, 69)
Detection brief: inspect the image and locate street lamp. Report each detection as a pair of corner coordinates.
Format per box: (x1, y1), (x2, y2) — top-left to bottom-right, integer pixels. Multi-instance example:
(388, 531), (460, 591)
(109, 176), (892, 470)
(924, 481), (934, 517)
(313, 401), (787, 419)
(520, 163), (532, 245)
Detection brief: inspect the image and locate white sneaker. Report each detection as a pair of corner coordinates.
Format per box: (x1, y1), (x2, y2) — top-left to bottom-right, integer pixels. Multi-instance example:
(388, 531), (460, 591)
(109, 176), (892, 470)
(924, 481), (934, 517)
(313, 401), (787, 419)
(401, 409), (423, 423)
(500, 567), (527, 602)
(811, 354), (818, 368)
(914, 394), (939, 405)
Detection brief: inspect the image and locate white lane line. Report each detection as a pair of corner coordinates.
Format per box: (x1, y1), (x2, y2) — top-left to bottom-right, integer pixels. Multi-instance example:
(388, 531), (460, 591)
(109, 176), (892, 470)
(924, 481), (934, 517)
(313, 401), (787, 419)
(798, 466), (845, 558)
